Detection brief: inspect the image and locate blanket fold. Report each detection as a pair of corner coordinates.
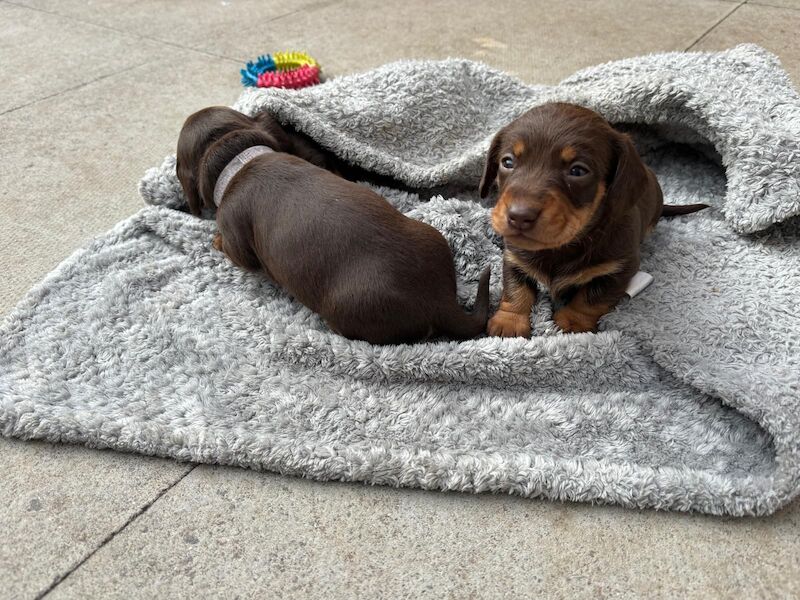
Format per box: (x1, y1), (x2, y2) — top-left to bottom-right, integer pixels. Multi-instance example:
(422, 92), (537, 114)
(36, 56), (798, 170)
(3, 44), (799, 515)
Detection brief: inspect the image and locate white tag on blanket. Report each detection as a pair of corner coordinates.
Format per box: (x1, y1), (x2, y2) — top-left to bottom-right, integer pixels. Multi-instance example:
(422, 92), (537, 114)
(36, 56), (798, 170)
(625, 271), (653, 298)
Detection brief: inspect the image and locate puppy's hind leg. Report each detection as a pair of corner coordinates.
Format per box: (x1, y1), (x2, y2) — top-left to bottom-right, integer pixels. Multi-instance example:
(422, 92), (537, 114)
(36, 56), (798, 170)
(215, 210), (263, 272)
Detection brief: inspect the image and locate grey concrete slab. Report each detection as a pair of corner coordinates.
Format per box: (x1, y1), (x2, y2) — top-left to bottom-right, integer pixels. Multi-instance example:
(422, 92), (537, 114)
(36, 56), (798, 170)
(48, 466), (800, 599)
(7, 0), (331, 59)
(693, 3), (800, 85)
(0, 2), (165, 114)
(210, 0), (738, 84)
(749, 0), (800, 10)
(11, 0), (737, 82)
(0, 50), (239, 315)
(0, 43), (239, 598)
(0, 437), (192, 599)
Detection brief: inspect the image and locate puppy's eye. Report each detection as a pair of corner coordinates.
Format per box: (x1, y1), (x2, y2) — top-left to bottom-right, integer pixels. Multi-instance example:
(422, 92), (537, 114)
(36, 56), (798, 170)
(500, 155), (515, 170)
(568, 163), (590, 177)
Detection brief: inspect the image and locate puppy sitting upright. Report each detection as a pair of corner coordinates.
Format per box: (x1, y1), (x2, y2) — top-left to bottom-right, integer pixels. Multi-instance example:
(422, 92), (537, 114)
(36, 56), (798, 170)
(481, 102), (706, 336)
(177, 106), (490, 345)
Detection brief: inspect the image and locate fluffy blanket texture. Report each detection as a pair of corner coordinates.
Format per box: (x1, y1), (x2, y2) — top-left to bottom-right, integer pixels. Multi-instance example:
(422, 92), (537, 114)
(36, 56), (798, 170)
(2, 44), (799, 515)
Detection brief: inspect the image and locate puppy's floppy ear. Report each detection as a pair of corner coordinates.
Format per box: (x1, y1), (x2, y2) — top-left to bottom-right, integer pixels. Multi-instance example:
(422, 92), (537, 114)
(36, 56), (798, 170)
(252, 110), (291, 150)
(479, 130), (504, 199)
(175, 155), (203, 216)
(606, 132), (651, 209)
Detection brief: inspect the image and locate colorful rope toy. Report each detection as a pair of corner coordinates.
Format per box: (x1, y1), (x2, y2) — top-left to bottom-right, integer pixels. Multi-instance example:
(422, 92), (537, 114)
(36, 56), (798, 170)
(240, 51), (321, 90)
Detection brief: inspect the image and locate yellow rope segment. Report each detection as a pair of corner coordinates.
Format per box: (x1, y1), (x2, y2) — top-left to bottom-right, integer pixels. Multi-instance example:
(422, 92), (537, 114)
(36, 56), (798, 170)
(273, 51), (319, 72)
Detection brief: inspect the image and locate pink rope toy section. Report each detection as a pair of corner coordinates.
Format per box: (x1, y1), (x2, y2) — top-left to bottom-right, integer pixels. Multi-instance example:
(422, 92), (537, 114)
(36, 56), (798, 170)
(257, 63), (320, 89)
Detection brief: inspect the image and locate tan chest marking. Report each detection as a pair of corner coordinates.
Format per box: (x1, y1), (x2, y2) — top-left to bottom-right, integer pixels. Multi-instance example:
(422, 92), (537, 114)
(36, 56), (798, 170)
(551, 260), (624, 297)
(507, 250), (623, 297)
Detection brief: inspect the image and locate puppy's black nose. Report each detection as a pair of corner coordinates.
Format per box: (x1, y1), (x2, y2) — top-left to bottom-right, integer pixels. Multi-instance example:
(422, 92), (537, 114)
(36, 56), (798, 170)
(507, 204), (540, 231)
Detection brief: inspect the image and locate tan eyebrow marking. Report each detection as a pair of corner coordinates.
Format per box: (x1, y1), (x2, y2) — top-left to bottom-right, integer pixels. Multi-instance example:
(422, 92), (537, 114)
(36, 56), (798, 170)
(560, 146), (577, 162)
(512, 141), (525, 156)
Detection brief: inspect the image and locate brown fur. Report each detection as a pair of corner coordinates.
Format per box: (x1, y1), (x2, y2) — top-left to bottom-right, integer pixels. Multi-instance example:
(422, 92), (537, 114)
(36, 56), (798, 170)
(480, 102), (707, 334)
(177, 106), (490, 345)
(176, 106), (340, 216)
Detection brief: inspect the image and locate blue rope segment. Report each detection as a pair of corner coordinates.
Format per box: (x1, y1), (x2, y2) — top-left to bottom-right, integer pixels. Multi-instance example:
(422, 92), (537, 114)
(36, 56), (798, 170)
(240, 54), (277, 87)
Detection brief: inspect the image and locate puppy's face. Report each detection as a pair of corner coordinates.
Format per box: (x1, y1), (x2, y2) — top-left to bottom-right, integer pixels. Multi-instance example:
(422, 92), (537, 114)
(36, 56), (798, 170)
(480, 103), (641, 251)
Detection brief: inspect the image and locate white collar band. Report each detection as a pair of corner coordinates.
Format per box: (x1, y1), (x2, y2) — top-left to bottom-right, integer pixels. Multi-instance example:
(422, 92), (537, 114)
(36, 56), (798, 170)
(212, 145), (274, 207)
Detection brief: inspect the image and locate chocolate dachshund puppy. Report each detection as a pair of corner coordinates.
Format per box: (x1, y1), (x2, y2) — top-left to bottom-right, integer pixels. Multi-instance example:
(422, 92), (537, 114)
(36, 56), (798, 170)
(480, 102), (707, 336)
(177, 106), (490, 345)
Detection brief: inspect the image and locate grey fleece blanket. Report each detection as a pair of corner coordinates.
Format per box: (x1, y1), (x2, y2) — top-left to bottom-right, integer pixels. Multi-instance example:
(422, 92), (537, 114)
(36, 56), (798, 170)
(2, 44), (799, 516)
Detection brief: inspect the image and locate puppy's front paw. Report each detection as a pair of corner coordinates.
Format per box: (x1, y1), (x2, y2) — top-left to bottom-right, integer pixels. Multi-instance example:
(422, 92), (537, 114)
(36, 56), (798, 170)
(487, 310), (531, 338)
(553, 306), (599, 334)
(212, 233), (223, 252)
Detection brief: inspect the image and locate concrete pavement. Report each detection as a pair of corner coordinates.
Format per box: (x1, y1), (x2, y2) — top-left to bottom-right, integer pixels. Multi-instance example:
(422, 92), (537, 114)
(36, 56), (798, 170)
(2, 1), (799, 597)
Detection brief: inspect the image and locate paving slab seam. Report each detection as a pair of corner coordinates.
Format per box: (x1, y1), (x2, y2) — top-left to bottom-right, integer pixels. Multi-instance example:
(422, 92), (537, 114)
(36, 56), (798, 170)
(0, 59), (157, 117)
(686, 1), (746, 50)
(2, 0), (245, 65)
(34, 464), (197, 600)
(748, 1), (800, 11)
(267, 0), (348, 25)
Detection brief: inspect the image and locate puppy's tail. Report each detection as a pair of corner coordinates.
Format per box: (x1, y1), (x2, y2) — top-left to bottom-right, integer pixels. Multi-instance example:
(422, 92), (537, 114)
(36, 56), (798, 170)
(661, 203), (709, 217)
(438, 266), (491, 340)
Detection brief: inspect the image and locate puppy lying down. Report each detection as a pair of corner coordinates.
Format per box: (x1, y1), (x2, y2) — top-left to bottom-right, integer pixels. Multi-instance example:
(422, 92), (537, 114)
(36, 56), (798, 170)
(177, 107), (490, 345)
